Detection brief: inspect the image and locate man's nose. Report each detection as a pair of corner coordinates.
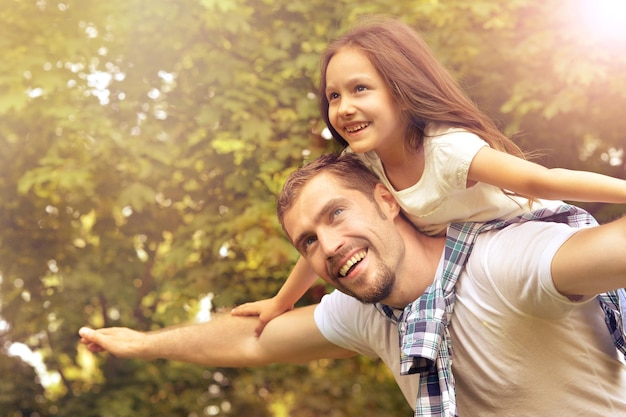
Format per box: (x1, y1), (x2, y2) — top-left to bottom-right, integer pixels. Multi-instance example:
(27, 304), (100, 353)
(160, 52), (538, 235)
(318, 228), (343, 257)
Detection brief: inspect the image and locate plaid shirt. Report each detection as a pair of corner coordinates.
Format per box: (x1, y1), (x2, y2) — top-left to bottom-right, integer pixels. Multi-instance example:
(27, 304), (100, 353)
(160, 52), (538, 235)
(376, 204), (626, 417)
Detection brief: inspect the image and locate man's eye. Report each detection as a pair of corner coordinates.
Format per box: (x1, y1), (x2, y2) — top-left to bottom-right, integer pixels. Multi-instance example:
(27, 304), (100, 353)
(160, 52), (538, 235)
(332, 208), (344, 218)
(304, 236), (317, 249)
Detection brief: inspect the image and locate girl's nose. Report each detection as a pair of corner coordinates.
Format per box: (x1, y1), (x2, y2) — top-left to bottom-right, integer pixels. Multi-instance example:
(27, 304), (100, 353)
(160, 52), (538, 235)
(338, 98), (355, 117)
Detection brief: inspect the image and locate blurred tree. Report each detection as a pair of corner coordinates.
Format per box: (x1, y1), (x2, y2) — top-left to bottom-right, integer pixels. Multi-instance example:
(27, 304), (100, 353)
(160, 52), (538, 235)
(0, 351), (48, 416)
(0, 0), (625, 416)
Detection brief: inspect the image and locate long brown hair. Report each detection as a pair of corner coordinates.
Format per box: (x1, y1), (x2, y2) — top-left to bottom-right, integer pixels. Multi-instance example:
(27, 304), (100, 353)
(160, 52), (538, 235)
(319, 16), (526, 159)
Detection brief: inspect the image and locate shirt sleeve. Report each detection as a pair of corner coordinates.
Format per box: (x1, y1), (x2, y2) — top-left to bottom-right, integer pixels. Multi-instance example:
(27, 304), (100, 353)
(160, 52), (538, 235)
(427, 128), (488, 191)
(314, 290), (387, 358)
(467, 221), (596, 319)
(314, 291), (420, 409)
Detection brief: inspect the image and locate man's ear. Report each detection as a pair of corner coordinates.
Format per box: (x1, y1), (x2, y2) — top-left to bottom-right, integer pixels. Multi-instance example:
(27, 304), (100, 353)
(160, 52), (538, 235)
(373, 183), (401, 217)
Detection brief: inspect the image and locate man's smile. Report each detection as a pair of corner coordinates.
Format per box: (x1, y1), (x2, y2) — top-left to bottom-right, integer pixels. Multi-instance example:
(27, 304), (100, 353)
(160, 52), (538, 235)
(338, 249), (367, 277)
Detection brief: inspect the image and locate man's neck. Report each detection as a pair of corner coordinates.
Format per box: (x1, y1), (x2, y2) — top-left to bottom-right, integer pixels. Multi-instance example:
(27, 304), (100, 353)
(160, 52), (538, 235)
(385, 218), (446, 308)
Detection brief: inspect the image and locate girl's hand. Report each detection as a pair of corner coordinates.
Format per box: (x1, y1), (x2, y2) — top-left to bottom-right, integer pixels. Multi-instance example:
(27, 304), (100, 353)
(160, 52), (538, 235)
(231, 297), (294, 337)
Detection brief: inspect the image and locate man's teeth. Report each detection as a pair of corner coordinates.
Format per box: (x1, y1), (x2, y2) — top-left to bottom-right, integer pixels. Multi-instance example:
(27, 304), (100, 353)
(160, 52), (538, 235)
(339, 251), (366, 277)
(345, 123), (369, 133)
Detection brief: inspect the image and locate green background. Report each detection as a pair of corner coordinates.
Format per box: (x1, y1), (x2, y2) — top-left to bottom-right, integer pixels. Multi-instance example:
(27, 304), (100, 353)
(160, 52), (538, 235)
(1, 0), (625, 415)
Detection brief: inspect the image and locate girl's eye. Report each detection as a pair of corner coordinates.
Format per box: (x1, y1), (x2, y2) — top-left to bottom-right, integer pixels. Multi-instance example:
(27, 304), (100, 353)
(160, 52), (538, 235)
(355, 85), (367, 92)
(328, 92), (339, 101)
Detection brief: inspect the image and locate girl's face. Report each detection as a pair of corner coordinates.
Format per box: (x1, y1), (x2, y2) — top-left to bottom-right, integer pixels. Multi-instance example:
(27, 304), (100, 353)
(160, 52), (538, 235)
(324, 47), (407, 154)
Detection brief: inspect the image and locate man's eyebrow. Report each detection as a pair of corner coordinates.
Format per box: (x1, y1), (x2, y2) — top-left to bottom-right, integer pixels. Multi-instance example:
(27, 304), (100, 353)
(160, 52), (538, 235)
(292, 197), (347, 250)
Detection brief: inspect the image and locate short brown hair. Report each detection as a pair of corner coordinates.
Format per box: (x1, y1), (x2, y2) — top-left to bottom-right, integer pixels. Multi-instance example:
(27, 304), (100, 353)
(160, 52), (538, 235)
(277, 153), (380, 231)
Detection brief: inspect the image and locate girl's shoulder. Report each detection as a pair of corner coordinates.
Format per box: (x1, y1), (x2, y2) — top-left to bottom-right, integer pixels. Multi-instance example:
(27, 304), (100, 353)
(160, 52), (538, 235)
(425, 124), (488, 153)
(425, 123), (464, 136)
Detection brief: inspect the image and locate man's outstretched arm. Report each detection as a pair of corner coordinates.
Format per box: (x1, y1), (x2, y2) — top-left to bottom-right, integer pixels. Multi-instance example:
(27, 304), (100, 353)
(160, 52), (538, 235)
(552, 215), (626, 297)
(79, 305), (356, 367)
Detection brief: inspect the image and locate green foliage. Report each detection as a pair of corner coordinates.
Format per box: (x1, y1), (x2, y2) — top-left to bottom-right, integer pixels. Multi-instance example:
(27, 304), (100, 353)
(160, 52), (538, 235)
(0, 353), (48, 416)
(1, 0), (626, 416)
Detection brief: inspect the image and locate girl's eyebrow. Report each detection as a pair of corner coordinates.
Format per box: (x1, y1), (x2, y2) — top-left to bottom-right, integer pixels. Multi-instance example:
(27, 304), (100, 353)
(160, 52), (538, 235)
(326, 75), (374, 91)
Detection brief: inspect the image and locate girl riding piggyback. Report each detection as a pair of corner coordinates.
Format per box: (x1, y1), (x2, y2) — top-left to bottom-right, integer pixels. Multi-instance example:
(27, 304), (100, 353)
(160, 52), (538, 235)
(233, 17), (626, 335)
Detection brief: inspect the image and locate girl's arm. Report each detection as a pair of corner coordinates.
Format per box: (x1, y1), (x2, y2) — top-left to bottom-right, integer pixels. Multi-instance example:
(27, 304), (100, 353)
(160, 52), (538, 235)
(468, 147), (626, 203)
(231, 256), (319, 336)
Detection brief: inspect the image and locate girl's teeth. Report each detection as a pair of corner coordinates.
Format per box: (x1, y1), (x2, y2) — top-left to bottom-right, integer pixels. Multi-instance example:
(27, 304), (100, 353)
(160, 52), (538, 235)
(346, 123), (369, 133)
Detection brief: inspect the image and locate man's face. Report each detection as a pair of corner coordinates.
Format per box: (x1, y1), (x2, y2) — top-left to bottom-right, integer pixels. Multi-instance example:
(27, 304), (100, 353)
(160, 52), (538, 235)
(283, 173), (405, 304)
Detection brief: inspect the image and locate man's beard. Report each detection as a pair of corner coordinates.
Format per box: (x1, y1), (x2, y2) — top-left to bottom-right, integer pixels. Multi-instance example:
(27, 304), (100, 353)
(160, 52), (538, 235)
(333, 262), (395, 304)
